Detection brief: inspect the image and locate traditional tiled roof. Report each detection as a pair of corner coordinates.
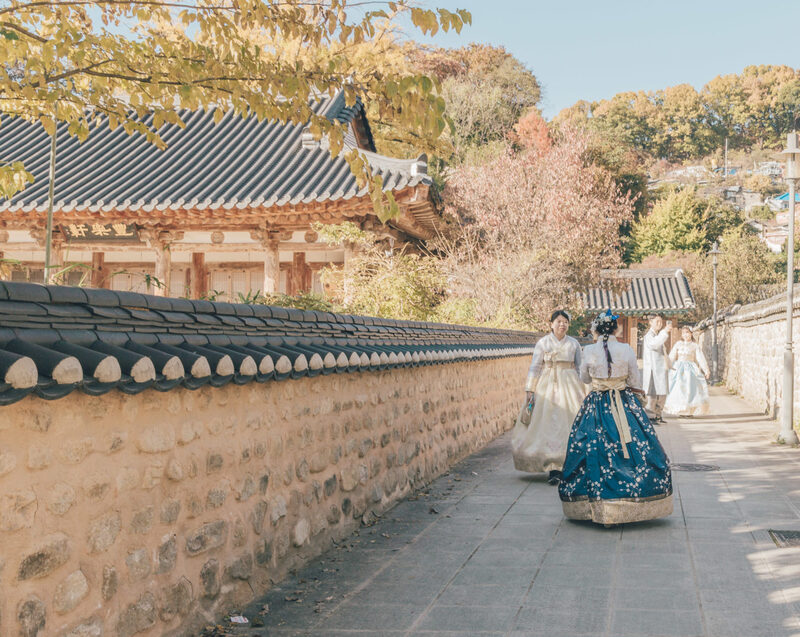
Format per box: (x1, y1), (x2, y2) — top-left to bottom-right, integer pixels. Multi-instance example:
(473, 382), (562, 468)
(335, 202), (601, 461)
(0, 91), (429, 215)
(0, 282), (536, 406)
(582, 268), (696, 316)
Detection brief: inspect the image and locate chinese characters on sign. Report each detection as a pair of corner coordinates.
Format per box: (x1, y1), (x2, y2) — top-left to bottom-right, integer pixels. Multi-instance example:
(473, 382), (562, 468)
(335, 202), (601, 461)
(61, 223), (139, 242)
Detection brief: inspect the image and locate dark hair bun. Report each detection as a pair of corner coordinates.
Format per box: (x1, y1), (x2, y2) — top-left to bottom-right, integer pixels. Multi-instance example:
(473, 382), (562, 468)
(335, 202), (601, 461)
(550, 309), (570, 323)
(596, 320), (617, 337)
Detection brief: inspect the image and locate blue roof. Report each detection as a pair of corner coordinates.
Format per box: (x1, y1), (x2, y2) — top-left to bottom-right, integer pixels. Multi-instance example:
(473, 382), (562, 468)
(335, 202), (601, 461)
(776, 192), (800, 202)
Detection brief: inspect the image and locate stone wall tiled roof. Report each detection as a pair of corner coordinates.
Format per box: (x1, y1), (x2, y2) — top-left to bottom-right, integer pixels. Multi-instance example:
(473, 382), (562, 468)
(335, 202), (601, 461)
(0, 91), (429, 215)
(0, 282), (536, 406)
(582, 268), (696, 316)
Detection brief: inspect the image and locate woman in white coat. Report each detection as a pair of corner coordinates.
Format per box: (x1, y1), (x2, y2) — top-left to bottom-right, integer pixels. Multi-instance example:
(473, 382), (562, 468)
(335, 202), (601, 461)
(642, 315), (672, 424)
(511, 310), (585, 485)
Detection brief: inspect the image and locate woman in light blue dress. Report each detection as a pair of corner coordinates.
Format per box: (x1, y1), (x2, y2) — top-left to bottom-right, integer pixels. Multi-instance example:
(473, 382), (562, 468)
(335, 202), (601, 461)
(559, 310), (673, 525)
(664, 327), (710, 416)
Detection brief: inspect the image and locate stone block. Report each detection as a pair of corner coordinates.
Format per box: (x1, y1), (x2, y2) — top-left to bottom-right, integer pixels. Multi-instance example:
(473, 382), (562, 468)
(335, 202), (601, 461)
(309, 452), (328, 473)
(158, 577), (193, 622)
(160, 499), (181, 525)
(255, 539), (273, 566)
(125, 548), (151, 581)
(82, 474), (110, 501)
(136, 426), (176, 453)
(130, 506), (154, 534)
(237, 475), (256, 502)
(157, 535), (177, 573)
(206, 480), (229, 508)
(206, 452), (224, 473)
(165, 458), (184, 481)
(250, 500), (267, 535)
(53, 570), (89, 614)
(226, 553), (253, 580)
(108, 432), (127, 453)
(59, 617), (103, 637)
(293, 518), (310, 546)
(0, 449), (17, 476)
(116, 467), (139, 492)
(101, 565), (118, 601)
(87, 513), (121, 553)
(115, 592), (156, 637)
(232, 517), (247, 547)
(17, 595), (46, 637)
(27, 446), (51, 470)
(324, 475), (338, 497)
(186, 493), (203, 518)
(200, 559), (220, 599)
(141, 463), (164, 489)
(295, 458), (310, 481)
(20, 410), (51, 433)
(17, 533), (70, 580)
(270, 496), (287, 525)
(326, 503), (342, 525)
(1, 489), (37, 532)
(61, 438), (93, 464)
(46, 483), (76, 516)
(185, 520), (227, 555)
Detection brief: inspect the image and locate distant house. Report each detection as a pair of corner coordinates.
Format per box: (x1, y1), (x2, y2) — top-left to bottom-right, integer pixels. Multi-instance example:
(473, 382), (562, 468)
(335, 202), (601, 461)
(772, 191), (800, 210)
(581, 268), (696, 354)
(755, 161), (783, 178)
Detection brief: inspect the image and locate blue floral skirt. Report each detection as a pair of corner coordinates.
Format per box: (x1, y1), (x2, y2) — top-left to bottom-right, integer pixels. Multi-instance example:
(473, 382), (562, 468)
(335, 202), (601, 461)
(558, 389), (673, 525)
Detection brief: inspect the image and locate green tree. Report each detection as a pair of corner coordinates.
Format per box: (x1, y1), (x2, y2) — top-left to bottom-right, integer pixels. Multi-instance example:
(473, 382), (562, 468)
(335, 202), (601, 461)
(630, 187), (743, 260)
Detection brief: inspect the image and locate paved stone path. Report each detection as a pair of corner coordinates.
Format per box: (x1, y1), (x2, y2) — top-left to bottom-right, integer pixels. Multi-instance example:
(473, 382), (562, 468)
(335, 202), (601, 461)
(228, 388), (800, 637)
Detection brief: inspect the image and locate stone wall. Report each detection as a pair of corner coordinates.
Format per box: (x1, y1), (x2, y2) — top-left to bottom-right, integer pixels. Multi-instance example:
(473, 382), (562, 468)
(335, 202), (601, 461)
(695, 286), (800, 419)
(0, 355), (527, 637)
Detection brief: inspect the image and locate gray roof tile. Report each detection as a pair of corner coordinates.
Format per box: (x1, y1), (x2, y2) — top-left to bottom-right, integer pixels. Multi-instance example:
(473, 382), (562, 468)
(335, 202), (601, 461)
(0, 92), (429, 215)
(0, 281), (536, 405)
(582, 268), (696, 316)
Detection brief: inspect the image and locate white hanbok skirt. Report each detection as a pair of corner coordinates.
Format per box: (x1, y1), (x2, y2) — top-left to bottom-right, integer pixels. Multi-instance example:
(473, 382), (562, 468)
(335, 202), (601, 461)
(511, 366), (585, 473)
(665, 361), (709, 416)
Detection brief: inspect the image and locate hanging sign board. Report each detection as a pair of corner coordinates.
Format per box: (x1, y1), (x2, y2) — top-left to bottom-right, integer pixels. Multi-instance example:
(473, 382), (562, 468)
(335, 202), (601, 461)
(61, 222), (140, 242)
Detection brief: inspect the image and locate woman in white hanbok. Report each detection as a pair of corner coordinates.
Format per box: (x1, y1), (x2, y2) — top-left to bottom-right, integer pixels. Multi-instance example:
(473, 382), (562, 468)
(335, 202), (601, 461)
(664, 327), (710, 416)
(511, 311), (585, 484)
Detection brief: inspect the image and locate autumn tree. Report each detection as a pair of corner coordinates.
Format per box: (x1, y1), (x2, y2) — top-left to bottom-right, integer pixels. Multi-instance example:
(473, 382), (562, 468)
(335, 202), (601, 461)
(435, 123), (635, 330)
(555, 65), (800, 163)
(404, 43), (541, 165)
(636, 227), (778, 319)
(0, 0), (470, 208)
(629, 187), (743, 261)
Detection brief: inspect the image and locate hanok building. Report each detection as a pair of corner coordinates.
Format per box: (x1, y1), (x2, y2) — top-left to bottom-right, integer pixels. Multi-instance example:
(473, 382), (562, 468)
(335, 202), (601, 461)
(0, 91), (437, 300)
(582, 268), (696, 354)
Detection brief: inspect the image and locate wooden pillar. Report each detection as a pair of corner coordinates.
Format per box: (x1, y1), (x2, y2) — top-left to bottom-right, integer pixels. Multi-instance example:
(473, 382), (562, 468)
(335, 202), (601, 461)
(263, 241), (280, 294)
(91, 251), (107, 289)
(153, 242), (171, 296)
(628, 318), (639, 352)
(190, 252), (207, 299)
(290, 251), (307, 295)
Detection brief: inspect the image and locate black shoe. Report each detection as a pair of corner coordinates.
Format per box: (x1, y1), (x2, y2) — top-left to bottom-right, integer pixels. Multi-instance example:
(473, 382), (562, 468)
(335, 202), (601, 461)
(547, 470), (562, 485)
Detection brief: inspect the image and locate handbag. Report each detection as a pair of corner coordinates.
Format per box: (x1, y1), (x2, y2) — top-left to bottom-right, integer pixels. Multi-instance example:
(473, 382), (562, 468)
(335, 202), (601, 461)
(517, 397), (534, 427)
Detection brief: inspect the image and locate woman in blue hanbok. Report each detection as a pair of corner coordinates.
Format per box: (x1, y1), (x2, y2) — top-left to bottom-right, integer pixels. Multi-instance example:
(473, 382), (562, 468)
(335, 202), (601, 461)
(559, 311), (673, 525)
(664, 327), (710, 417)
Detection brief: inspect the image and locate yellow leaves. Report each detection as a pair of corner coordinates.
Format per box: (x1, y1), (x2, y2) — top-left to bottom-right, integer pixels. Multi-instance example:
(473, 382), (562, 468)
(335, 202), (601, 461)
(39, 116), (56, 137)
(0, 162), (35, 199)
